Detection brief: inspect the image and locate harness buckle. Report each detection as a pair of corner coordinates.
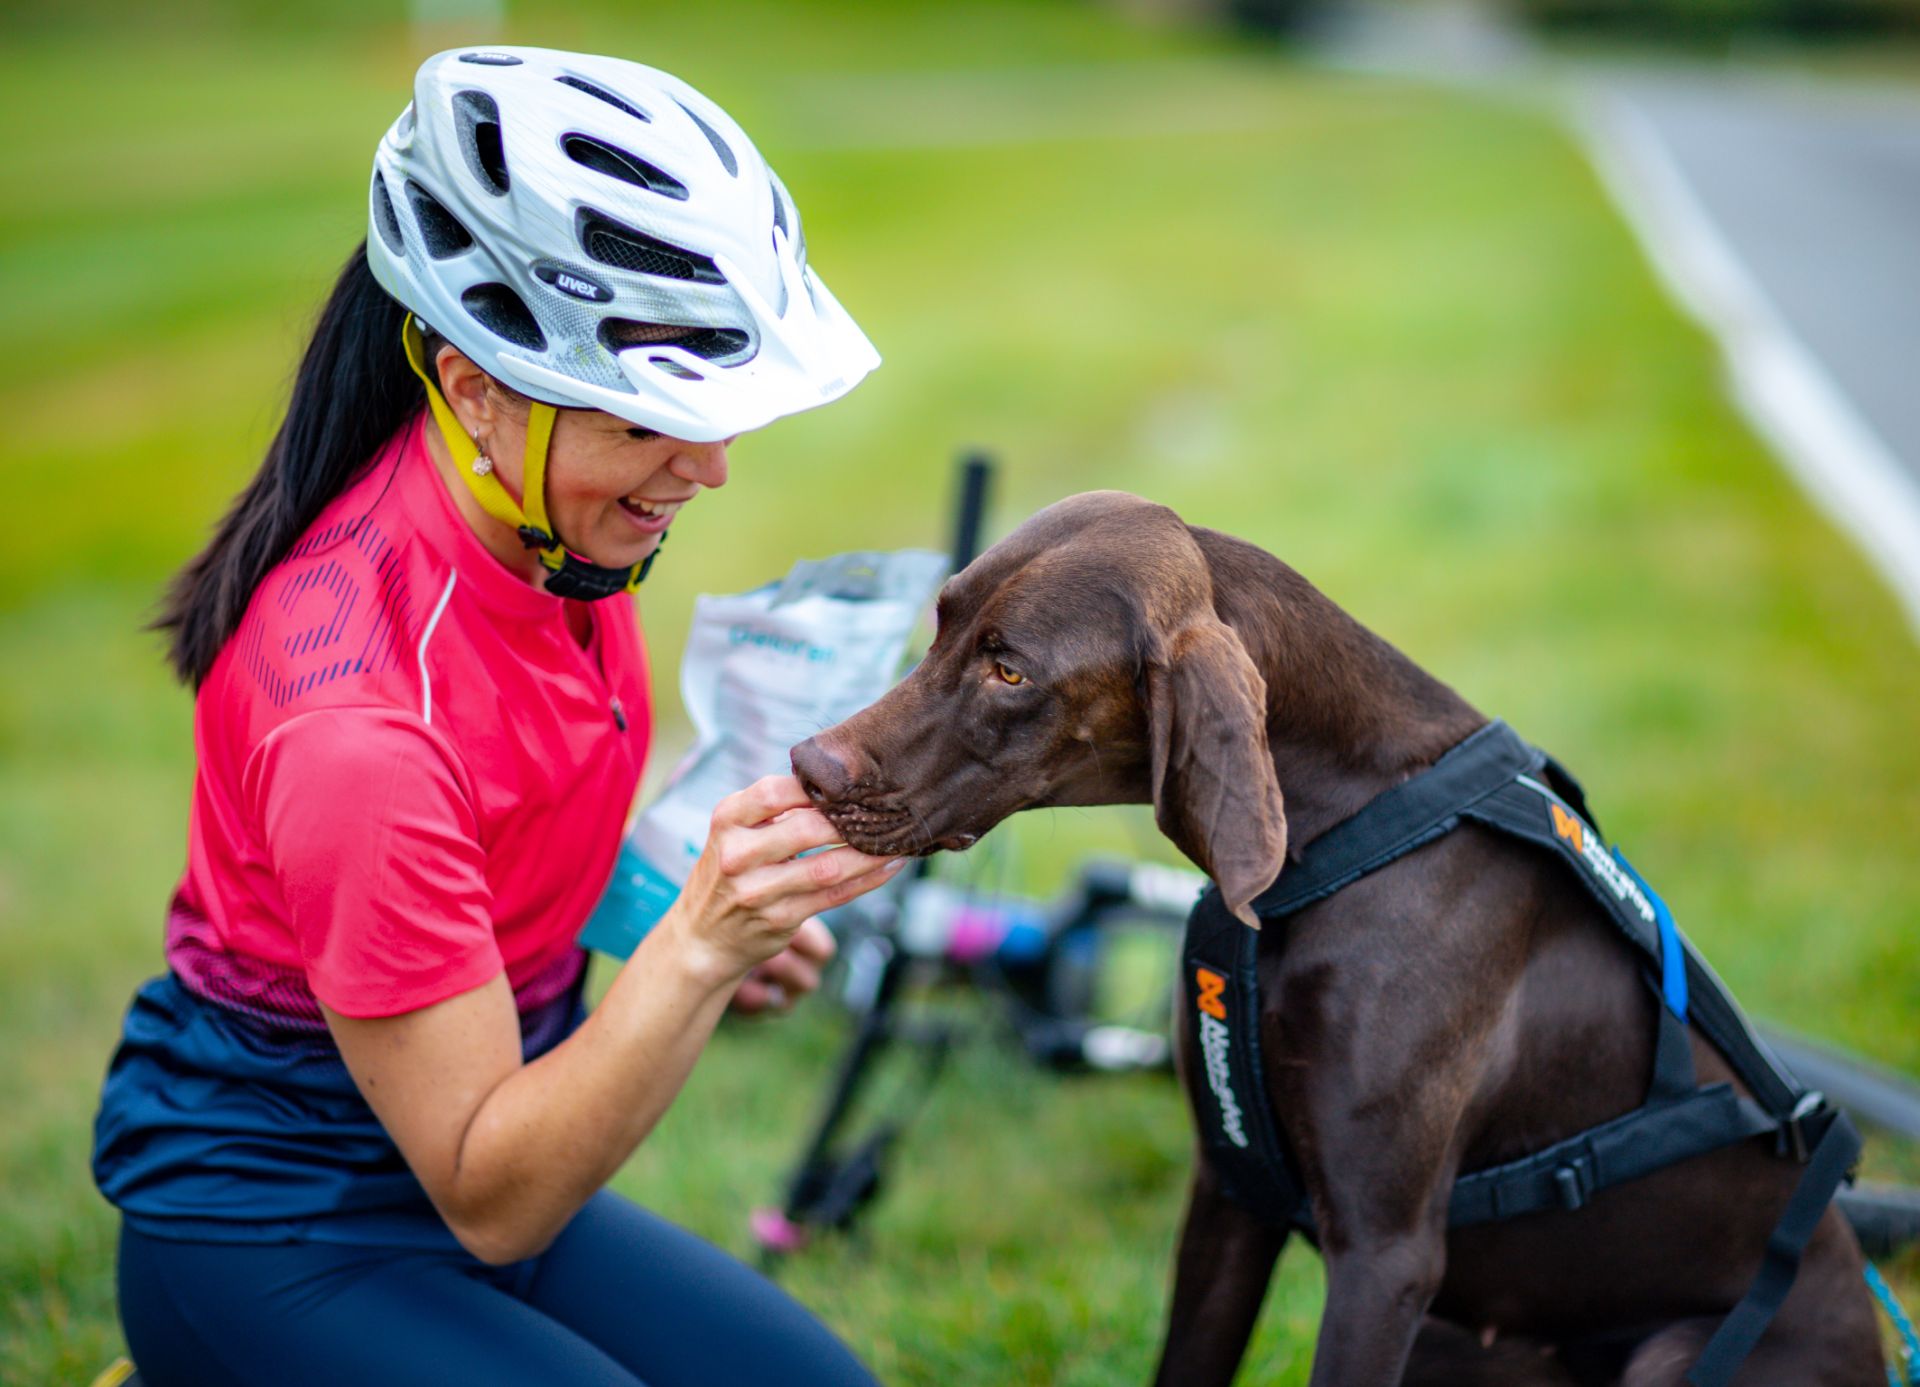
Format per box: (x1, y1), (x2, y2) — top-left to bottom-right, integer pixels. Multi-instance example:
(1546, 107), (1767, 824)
(1778, 1091), (1825, 1164)
(1552, 1156), (1594, 1212)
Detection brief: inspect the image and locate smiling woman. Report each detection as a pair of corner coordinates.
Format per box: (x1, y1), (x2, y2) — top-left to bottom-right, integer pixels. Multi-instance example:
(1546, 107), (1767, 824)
(90, 44), (899, 1387)
(413, 336), (734, 610)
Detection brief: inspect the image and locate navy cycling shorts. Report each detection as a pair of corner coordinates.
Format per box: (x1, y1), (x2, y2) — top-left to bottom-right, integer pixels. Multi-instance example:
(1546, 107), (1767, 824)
(117, 1189), (881, 1387)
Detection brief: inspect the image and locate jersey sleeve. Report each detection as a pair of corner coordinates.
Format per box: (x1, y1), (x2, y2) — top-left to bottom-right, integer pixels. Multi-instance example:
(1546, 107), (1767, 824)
(244, 707), (501, 1018)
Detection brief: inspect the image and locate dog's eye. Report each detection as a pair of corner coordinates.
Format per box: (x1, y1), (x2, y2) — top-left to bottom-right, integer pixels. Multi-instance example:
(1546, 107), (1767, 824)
(994, 661), (1026, 687)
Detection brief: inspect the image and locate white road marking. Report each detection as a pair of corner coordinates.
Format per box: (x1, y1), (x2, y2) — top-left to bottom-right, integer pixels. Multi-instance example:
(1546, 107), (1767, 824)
(1577, 88), (1920, 637)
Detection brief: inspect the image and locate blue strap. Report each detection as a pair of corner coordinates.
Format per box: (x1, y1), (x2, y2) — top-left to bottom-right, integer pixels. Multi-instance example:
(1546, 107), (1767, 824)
(1867, 1261), (1920, 1387)
(1613, 847), (1688, 1022)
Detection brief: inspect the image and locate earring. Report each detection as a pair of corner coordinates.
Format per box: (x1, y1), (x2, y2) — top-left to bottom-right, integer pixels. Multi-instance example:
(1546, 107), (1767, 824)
(471, 435), (493, 477)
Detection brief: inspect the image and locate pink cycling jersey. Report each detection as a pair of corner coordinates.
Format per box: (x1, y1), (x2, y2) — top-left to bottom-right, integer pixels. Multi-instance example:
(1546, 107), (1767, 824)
(166, 413), (651, 1023)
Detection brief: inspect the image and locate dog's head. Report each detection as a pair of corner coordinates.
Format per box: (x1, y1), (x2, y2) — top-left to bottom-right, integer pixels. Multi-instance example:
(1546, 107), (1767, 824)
(791, 491), (1286, 925)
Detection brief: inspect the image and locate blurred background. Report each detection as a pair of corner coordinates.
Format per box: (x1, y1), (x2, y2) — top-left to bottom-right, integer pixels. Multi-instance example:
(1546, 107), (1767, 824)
(3, 0), (1918, 1382)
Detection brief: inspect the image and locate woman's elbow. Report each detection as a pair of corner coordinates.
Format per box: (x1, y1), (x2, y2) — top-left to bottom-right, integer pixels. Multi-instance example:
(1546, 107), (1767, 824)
(438, 1183), (560, 1265)
(447, 1211), (555, 1267)
(458, 1232), (538, 1268)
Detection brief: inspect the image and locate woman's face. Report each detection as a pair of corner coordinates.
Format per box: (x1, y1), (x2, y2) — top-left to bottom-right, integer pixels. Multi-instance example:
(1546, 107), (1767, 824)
(434, 345), (733, 576)
(493, 400), (732, 571)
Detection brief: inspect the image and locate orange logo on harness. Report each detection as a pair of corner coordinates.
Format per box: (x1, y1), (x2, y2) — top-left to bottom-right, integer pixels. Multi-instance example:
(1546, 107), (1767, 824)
(1196, 967), (1228, 1021)
(1550, 802), (1585, 853)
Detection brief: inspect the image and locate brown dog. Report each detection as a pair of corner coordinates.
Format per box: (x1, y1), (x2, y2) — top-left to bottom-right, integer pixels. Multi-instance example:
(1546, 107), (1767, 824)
(790, 492), (1885, 1385)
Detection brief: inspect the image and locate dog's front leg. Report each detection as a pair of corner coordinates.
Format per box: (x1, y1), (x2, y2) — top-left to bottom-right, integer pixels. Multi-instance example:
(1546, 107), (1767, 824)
(1291, 1032), (1463, 1386)
(1151, 1158), (1288, 1387)
(1282, 947), (1471, 1385)
(1308, 1222), (1446, 1386)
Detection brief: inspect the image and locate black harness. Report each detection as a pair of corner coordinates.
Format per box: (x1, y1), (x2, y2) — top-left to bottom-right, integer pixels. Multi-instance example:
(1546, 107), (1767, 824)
(1181, 720), (1859, 1387)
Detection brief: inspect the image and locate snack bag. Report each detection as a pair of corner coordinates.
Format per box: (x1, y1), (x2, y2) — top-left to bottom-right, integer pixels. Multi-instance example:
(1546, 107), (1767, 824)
(579, 548), (947, 959)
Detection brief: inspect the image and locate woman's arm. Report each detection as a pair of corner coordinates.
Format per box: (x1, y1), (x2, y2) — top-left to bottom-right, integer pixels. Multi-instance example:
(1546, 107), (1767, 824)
(324, 774), (901, 1265)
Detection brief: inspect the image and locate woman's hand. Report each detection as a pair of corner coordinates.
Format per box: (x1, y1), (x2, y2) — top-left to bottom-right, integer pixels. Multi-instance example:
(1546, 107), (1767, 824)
(731, 916), (835, 1015)
(664, 775), (900, 991)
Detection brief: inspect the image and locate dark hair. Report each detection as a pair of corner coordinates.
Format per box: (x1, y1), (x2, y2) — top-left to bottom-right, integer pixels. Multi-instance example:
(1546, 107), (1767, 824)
(154, 241), (424, 687)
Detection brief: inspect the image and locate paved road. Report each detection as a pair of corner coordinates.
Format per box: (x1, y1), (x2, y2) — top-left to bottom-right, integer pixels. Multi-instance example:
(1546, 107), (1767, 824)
(1606, 73), (1920, 489)
(1315, 10), (1920, 489)
(1310, 10), (1920, 621)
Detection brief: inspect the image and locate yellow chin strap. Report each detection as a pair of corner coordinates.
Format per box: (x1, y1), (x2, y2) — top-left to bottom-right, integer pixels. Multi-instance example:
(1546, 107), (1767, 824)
(403, 316), (655, 599)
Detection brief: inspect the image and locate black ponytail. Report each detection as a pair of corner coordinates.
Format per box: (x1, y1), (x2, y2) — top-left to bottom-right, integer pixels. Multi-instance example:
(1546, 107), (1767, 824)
(154, 241), (423, 687)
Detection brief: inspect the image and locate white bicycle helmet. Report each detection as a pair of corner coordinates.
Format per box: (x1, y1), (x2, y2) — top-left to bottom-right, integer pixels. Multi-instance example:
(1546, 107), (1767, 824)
(367, 46), (880, 597)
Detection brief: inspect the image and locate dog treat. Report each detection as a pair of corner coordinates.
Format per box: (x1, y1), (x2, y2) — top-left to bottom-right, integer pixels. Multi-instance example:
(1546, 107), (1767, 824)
(579, 548), (945, 959)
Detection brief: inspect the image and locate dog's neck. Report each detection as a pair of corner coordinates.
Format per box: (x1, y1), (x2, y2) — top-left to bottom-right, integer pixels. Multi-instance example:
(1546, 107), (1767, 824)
(1190, 527), (1484, 852)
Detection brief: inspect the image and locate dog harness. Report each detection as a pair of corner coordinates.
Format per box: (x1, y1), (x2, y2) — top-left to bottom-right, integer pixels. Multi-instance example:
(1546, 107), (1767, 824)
(1182, 720), (1860, 1387)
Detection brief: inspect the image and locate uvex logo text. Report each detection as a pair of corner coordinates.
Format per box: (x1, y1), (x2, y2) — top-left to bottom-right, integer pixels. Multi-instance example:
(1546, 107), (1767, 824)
(532, 259), (614, 303)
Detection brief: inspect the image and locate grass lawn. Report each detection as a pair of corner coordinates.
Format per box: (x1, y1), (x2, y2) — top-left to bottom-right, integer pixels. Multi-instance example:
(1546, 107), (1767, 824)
(3, 1), (1916, 1381)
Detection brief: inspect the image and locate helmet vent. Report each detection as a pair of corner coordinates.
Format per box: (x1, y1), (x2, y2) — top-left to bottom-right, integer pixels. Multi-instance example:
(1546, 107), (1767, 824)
(459, 51), (523, 66)
(650, 356), (705, 381)
(577, 209), (725, 285)
(371, 175), (405, 254)
(461, 283), (547, 351)
(599, 319), (751, 363)
(563, 135), (688, 200)
(452, 90), (510, 196)
(406, 181), (474, 258)
(674, 99), (737, 177)
(556, 75), (650, 123)
(770, 179), (787, 239)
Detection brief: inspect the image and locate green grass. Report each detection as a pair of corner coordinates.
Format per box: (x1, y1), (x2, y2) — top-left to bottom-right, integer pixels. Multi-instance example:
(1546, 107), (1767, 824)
(4, 1), (1918, 1381)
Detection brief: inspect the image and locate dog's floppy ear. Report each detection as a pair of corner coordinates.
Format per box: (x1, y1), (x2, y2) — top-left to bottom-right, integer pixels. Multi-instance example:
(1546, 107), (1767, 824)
(1145, 617), (1287, 928)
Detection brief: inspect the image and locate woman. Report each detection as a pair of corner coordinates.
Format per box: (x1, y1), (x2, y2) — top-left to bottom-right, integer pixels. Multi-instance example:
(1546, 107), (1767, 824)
(92, 46), (900, 1387)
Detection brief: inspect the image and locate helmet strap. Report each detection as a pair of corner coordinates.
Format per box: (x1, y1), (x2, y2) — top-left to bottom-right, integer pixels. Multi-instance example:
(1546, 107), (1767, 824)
(402, 316), (659, 601)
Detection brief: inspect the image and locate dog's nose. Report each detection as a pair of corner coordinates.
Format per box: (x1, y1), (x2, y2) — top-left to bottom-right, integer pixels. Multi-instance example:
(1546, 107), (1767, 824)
(791, 735), (856, 804)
